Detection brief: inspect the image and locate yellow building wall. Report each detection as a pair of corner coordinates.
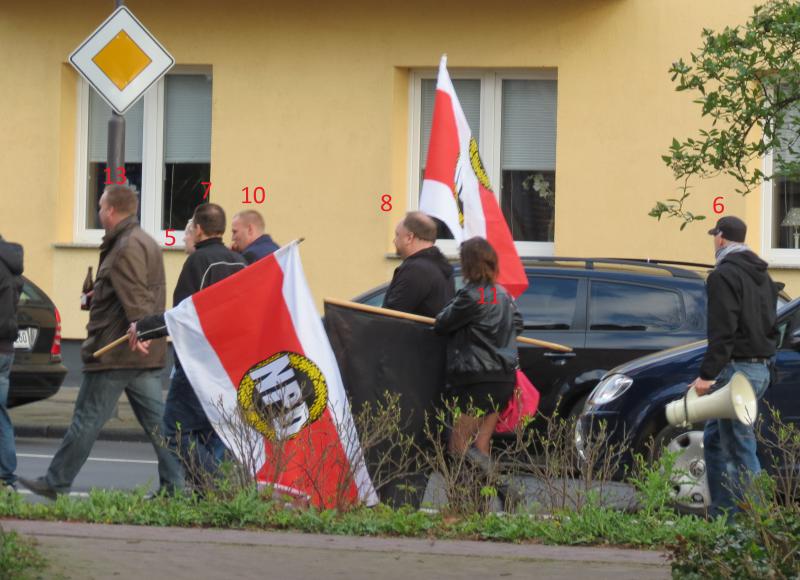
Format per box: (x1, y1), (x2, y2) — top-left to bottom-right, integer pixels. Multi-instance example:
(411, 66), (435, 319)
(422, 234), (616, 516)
(0, 0), (796, 341)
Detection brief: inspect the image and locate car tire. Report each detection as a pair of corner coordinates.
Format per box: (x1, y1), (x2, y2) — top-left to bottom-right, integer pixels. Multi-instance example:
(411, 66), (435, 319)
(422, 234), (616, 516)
(650, 423), (710, 517)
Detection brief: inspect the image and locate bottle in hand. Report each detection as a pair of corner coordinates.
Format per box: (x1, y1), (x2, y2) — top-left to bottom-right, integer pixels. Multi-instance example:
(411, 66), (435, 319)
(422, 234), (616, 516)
(80, 266), (94, 311)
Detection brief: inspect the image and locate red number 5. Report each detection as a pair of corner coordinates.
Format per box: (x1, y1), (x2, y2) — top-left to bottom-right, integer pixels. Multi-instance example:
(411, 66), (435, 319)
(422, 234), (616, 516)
(165, 229), (176, 246)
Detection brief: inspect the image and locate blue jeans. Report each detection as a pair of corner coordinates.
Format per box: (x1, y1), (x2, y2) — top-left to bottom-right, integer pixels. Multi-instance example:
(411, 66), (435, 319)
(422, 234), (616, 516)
(45, 369), (183, 493)
(163, 364), (225, 488)
(0, 353), (16, 486)
(703, 360), (770, 519)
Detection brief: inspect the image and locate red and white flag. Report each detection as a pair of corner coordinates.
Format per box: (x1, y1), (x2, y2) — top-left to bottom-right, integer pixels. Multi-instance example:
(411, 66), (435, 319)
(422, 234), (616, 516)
(420, 55), (528, 297)
(165, 241), (378, 508)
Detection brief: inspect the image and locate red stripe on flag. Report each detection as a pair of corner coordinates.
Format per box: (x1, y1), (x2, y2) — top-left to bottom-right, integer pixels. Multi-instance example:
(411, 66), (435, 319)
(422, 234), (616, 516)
(190, 255), (359, 508)
(423, 89), (459, 186)
(478, 185), (529, 298)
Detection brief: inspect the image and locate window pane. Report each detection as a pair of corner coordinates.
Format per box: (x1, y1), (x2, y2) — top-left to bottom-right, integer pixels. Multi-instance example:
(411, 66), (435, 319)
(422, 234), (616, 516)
(86, 90), (143, 229)
(772, 178), (800, 249)
(162, 74), (212, 230)
(516, 277), (578, 329)
(500, 79), (557, 241)
(590, 282), (683, 331)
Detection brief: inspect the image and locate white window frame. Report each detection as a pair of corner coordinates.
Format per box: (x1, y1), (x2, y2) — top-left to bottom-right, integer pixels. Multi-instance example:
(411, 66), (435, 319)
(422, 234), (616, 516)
(74, 66), (210, 248)
(408, 68), (558, 257)
(761, 148), (800, 266)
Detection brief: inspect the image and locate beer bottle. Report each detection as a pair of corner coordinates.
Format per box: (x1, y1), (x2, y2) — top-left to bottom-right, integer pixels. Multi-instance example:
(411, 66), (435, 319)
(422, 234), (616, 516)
(80, 267), (94, 311)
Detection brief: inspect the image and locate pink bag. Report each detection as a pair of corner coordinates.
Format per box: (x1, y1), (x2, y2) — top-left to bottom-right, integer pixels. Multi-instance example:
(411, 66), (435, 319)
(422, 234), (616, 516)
(495, 369), (540, 433)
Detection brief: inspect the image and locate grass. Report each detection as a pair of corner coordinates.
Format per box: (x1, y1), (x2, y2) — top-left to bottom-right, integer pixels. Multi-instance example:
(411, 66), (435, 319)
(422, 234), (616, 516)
(0, 486), (720, 549)
(0, 524), (48, 580)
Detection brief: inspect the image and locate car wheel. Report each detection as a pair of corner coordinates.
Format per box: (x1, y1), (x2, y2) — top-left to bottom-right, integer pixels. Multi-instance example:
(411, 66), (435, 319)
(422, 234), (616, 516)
(651, 424), (710, 516)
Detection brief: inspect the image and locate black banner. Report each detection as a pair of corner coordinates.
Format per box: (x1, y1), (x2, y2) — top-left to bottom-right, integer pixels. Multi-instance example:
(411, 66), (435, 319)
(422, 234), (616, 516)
(324, 303), (448, 507)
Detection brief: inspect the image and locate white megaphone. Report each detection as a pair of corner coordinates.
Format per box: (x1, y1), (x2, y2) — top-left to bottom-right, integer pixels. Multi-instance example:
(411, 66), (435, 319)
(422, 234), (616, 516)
(665, 371), (758, 427)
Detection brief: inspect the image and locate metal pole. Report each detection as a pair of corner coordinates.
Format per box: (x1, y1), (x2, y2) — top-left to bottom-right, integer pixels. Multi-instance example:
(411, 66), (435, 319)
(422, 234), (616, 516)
(108, 0), (126, 184)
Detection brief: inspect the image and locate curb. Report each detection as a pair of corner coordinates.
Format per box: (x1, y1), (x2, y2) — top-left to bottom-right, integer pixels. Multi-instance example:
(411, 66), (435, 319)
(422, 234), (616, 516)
(15, 425), (149, 443)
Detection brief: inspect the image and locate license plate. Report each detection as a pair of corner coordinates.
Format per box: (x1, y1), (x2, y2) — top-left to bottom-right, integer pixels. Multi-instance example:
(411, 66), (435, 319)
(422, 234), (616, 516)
(14, 327), (38, 351)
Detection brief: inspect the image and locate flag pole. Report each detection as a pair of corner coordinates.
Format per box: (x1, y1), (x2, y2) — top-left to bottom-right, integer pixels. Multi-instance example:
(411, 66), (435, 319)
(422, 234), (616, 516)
(324, 297), (573, 353)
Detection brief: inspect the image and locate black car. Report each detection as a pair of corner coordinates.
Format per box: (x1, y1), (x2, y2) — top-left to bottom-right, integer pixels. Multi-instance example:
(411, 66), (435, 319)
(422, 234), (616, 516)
(576, 297), (800, 514)
(9, 277), (67, 407)
(354, 257), (790, 423)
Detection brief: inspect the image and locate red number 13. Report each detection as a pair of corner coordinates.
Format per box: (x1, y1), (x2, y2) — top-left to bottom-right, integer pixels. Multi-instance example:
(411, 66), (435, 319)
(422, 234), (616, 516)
(104, 166), (126, 185)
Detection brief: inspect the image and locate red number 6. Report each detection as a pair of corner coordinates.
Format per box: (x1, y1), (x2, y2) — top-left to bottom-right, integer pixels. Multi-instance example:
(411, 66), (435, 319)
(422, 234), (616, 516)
(713, 196), (725, 214)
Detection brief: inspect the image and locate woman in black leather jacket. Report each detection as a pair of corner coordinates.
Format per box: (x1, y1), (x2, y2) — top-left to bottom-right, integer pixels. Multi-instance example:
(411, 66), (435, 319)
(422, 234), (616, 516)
(434, 237), (523, 460)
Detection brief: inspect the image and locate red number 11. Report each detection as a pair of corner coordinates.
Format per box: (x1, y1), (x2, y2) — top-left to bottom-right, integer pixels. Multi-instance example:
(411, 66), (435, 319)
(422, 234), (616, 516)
(478, 287), (498, 304)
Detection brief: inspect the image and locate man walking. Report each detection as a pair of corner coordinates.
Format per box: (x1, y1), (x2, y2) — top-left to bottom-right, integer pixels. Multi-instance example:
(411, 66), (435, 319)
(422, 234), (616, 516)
(230, 210), (279, 264)
(131, 203), (246, 488)
(21, 185), (182, 499)
(384, 211), (455, 316)
(690, 215), (779, 519)
(0, 235), (22, 492)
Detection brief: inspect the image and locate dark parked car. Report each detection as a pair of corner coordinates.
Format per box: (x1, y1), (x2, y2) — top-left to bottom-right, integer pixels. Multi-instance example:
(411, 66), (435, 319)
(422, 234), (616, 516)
(8, 277), (67, 407)
(576, 297), (800, 514)
(355, 257), (790, 423)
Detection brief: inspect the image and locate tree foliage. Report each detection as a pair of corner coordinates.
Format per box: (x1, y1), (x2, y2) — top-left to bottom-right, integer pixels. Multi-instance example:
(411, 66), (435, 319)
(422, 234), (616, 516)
(652, 0), (800, 228)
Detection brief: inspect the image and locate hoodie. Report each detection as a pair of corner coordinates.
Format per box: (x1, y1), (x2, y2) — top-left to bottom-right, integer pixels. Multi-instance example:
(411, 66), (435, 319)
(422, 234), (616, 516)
(0, 237), (24, 349)
(699, 250), (778, 380)
(383, 246), (455, 317)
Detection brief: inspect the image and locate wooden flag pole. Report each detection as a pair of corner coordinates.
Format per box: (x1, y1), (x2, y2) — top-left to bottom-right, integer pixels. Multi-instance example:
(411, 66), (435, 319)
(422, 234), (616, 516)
(92, 333), (130, 359)
(323, 297), (573, 353)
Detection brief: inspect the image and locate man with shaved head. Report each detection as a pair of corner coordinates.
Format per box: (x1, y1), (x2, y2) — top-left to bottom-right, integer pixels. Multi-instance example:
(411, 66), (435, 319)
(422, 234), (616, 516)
(230, 210), (279, 264)
(383, 211), (455, 317)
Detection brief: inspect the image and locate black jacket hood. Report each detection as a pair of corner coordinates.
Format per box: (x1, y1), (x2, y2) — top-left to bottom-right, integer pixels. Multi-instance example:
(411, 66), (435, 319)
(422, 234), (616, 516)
(720, 250), (769, 285)
(407, 246), (454, 278)
(0, 238), (23, 276)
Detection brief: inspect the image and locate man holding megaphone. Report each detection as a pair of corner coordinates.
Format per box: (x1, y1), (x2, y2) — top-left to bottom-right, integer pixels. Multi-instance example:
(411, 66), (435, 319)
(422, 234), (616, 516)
(687, 216), (779, 520)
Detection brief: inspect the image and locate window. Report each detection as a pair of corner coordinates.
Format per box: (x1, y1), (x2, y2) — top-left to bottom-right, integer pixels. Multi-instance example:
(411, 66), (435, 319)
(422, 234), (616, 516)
(76, 67), (212, 245)
(763, 99), (800, 263)
(410, 70), (558, 254)
(589, 282), (683, 332)
(516, 277), (579, 330)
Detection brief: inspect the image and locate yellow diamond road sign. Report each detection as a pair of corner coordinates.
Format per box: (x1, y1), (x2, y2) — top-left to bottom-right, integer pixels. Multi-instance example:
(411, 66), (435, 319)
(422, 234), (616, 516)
(69, 6), (174, 114)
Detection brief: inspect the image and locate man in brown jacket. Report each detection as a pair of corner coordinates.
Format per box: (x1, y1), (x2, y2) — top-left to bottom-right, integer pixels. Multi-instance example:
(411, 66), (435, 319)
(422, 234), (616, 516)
(20, 185), (182, 499)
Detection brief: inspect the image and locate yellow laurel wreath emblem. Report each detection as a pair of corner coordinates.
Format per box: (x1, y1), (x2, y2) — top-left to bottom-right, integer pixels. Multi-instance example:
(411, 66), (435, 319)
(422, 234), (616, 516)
(469, 137), (492, 190)
(237, 351), (328, 440)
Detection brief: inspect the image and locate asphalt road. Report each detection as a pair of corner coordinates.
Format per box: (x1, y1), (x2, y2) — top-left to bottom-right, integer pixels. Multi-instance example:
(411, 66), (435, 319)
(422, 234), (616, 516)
(15, 437), (160, 501)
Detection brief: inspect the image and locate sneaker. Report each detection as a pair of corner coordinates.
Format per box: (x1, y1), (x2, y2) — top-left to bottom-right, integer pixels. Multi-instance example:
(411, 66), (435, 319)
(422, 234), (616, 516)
(18, 477), (59, 500)
(1, 482), (16, 494)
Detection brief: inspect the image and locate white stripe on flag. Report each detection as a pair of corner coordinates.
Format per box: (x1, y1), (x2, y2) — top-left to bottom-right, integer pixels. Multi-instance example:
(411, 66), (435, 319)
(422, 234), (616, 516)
(165, 296), (267, 475)
(277, 245), (379, 506)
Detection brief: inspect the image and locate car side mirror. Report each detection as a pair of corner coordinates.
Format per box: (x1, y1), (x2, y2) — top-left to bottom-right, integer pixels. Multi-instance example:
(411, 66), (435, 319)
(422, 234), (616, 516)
(790, 329), (800, 349)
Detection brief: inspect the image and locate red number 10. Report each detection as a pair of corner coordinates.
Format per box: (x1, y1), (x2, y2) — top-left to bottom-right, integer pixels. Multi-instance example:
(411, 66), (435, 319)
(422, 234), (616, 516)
(478, 287), (498, 304)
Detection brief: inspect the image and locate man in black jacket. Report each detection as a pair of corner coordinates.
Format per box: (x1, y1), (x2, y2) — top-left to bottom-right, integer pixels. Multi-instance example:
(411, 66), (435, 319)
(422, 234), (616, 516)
(131, 204), (246, 488)
(690, 216), (778, 520)
(0, 237), (22, 492)
(383, 212), (455, 317)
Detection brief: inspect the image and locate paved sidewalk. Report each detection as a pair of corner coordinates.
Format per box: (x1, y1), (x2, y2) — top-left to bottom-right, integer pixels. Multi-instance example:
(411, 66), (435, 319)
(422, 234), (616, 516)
(10, 388), (149, 442)
(3, 519), (671, 580)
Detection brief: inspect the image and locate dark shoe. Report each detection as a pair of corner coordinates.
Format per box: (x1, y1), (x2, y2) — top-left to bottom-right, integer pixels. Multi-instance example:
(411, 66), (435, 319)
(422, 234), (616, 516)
(18, 477), (59, 501)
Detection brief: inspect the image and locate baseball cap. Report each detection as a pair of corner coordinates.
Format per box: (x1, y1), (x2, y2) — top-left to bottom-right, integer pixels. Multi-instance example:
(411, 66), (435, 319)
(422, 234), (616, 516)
(708, 216), (747, 242)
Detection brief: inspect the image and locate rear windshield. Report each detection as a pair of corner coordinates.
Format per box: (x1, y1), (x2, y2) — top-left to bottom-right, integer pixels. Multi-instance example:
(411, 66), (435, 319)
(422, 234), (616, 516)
(18, 281), (46, 305)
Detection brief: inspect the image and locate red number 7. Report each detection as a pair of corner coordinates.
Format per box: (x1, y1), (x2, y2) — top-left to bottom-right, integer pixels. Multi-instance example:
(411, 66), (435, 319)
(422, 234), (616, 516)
(201, 182), (212, 200)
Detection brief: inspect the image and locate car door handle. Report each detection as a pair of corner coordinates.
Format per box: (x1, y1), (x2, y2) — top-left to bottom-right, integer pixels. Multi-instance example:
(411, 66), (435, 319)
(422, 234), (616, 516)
(543, 352), (576, 358)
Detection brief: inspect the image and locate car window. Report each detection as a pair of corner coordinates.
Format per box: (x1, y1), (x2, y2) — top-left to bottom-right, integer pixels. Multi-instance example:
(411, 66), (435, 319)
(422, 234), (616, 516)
(589, 281), (683, 331)
(516, 277), (579, 330)
(776, 305), (800, 349)
(18, 281), (44, 305)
